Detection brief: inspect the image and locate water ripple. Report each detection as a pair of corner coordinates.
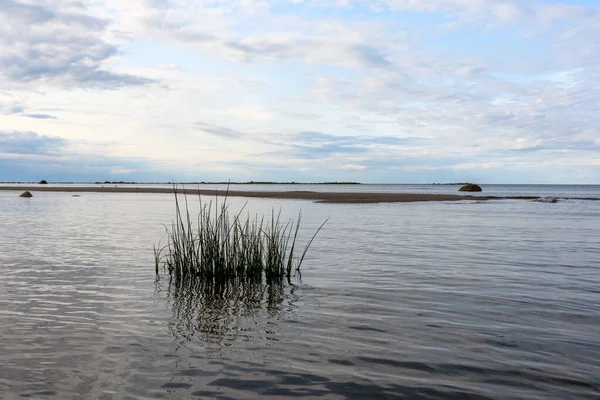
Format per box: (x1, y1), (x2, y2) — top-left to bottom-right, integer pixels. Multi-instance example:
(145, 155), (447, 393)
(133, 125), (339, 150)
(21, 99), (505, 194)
(0, 191), (599, 398)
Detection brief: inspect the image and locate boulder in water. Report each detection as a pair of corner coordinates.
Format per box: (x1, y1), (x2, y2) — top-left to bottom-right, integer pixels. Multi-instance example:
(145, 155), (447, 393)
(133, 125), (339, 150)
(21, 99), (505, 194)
(19, 191), (33, 198)
(459, 183), (482, 192)
(39, 180), (48, 184)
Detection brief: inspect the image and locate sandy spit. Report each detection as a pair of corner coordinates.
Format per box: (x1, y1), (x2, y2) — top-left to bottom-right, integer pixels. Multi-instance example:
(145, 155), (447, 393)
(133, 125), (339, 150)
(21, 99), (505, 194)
(0, 185), (544, 204)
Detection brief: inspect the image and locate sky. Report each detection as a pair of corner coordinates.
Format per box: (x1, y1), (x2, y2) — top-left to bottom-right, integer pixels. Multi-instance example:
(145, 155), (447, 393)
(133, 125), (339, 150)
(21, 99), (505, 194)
(1, 0), (599, 183)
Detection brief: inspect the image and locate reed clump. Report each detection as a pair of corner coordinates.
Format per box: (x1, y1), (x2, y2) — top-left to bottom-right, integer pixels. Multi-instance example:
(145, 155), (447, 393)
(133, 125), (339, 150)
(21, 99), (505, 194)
(154, 186), (327, 283)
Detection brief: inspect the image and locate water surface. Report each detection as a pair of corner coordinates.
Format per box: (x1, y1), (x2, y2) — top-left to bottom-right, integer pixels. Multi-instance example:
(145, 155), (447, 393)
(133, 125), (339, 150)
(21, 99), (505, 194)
(0, 187), (599, 399)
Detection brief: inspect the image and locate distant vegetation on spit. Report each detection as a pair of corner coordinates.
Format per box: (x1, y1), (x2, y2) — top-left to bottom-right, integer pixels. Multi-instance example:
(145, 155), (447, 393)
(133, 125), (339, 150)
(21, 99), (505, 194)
(154, 185), (328, 284)
(93, 181), (360, 185)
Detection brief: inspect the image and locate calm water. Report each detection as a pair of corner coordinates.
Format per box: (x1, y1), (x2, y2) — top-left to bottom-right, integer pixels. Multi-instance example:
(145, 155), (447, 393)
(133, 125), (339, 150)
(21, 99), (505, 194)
(3, 183), (600, 199)
(1, 186), (599, 399)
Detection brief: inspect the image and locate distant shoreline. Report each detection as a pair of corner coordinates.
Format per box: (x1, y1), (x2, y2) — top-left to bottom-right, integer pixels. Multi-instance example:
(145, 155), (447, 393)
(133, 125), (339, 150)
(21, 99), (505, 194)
(0, 181), (362, 185)
(0, 185), (560, 204)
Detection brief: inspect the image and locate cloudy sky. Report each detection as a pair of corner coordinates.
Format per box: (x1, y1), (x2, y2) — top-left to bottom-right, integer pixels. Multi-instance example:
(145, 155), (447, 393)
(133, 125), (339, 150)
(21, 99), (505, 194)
(1, 0), (599, 183)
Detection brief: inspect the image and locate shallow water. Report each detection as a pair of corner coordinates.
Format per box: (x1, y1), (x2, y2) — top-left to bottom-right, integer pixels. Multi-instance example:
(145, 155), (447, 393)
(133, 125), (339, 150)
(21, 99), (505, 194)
(3, 182), (600, 199)
(1, 188), (599, 399)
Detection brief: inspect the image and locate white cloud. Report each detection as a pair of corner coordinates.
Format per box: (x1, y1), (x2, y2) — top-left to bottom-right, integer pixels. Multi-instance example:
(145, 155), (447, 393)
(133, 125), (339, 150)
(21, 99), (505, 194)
(0, 0), (598, 182)
(0, 0), (155, 89)
(341, 164), (367, 170)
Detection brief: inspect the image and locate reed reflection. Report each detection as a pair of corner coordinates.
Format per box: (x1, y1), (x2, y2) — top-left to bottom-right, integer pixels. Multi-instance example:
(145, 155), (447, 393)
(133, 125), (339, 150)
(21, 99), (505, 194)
(161, 276), (300, 347)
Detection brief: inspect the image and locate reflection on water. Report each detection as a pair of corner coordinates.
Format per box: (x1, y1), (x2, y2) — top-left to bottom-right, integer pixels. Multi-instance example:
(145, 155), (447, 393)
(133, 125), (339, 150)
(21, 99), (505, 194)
(160, 276), (300, 348)
(1, 190), (600, 399)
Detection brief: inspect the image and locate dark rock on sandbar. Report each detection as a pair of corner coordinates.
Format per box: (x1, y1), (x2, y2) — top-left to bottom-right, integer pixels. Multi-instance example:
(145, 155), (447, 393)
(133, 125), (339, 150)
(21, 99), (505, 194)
(459, 183), (482, 192)
(19, 191), (33, 198)
(39, 180), (48, 184)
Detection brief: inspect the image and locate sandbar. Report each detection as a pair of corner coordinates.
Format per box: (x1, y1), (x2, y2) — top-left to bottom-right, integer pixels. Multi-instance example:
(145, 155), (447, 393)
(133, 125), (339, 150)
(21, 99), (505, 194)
(0, 185), (546, 203)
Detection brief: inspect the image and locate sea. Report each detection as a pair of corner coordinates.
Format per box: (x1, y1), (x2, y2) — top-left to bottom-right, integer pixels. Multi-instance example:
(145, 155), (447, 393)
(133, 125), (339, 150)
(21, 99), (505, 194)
(0, 184), (599, 399)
